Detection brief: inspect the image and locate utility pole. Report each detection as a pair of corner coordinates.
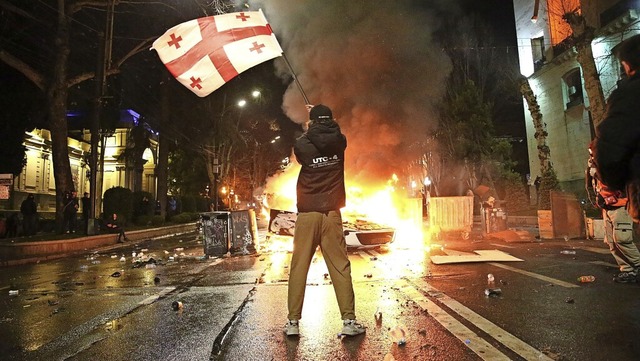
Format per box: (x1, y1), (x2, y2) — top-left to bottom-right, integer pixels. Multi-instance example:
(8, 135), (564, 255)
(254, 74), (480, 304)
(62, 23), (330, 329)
(88, 0), (115, 234)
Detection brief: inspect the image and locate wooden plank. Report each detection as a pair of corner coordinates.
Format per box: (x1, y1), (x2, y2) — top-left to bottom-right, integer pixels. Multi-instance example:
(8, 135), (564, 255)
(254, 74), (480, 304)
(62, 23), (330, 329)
(430, 249), (523, 264)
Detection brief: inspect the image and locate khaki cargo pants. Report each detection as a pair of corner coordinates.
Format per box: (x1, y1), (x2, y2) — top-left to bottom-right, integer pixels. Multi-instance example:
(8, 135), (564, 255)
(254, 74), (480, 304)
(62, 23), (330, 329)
(603, 207), (640, 272)
(287, 210), (356, 321)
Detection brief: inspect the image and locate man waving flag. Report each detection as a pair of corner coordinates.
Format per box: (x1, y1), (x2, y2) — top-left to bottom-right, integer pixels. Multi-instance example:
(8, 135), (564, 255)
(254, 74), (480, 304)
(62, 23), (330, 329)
(151, 9), (283, 97)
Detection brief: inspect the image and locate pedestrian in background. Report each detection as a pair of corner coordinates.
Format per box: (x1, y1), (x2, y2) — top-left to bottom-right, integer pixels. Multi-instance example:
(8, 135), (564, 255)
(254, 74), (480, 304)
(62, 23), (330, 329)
(20, 194), (38, 236)
(62, 190), (79, 234)
(284, 104), (365, 337)
(591, 34), (640, 283)
(81, 192), (91, 235)
(105, 213), (128, 243)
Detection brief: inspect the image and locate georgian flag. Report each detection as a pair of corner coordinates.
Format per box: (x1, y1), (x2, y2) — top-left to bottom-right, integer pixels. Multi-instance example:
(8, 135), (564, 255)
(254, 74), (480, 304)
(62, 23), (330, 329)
(151, 10), (283, 97)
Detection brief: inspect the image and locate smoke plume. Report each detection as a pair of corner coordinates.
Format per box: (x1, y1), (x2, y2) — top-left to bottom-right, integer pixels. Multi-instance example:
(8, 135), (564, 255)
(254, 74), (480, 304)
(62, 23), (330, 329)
(250, 0), (453, 187)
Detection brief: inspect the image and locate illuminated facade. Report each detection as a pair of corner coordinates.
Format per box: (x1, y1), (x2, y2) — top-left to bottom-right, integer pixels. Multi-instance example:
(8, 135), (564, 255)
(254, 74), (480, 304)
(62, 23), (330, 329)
(6, 109), (158, 213)
(513, 0), (639, 193)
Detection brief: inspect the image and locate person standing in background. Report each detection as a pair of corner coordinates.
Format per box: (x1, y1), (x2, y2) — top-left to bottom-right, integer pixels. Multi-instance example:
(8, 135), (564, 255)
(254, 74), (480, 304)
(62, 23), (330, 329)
(81, 192), (91, 235)
(20, 194), (38, 236)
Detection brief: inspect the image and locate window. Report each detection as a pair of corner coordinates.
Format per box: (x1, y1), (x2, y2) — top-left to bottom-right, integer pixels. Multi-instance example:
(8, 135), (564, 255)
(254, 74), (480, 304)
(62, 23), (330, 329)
(531, 36), (545, 71)
(563, 68), (583, 109)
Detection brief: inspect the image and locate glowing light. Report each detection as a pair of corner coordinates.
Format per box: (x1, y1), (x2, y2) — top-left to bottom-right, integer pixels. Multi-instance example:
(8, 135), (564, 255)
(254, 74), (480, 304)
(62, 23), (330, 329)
(237, 99), (247, 107)
(252, 90), (261, 98)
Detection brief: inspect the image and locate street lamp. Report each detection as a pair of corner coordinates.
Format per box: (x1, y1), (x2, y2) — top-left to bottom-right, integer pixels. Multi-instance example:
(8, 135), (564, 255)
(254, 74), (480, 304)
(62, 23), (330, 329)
(251, 90), (261, 98)
(237, 99), (247, 107)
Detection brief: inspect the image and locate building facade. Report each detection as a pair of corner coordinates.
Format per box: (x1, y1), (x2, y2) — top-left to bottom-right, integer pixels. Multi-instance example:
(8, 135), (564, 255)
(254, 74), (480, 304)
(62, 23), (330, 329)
(3, 109), (158, 215)
(513, 0), (639, 194)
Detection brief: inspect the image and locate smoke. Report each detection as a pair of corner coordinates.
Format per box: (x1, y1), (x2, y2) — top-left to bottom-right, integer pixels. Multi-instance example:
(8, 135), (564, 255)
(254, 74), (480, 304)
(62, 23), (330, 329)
(249, 0), (453, 187)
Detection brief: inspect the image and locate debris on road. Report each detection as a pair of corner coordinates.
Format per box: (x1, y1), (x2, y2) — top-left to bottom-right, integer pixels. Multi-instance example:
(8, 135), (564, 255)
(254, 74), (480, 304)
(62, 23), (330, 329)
(172, 301), (183, 311)
(390, 325), (407, 346)
(111, 271), (122, 278)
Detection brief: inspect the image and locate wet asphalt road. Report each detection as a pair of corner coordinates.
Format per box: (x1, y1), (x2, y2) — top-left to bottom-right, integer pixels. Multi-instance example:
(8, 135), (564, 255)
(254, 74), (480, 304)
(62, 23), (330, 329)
(1, 229), (640, 361)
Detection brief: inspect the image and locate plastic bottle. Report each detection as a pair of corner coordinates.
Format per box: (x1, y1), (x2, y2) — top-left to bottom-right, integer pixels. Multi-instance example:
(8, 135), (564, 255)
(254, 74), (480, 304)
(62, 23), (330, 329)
(390, 325), (407, 346)
(487, 273), (495, 288)
(577, 275), (595, 283)
(561, 250), (576, 255)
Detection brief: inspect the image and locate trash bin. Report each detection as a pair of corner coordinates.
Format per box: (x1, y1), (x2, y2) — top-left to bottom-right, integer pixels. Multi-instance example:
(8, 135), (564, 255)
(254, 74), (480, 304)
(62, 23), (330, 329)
(483, 207), (508, 233)
(200, 212), (231, 257)
(229, 209), (258, 255)
(200, 210), (259, 257)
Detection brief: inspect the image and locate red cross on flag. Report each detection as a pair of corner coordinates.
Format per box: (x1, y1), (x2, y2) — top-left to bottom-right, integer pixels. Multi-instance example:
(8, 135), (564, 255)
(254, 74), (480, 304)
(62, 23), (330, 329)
(151, 10), (283, 97)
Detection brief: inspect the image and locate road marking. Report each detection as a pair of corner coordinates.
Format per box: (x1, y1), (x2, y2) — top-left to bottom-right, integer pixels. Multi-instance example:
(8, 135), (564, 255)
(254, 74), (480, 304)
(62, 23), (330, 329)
(138, 287), (175, 305)
(577, 246), (610, 254)
(188, 258), (223, 274)
(410, 278), (553, 361)
(488, 263), (580, 288)
(490, 243), (517, 249)
(589, 260), (618, 269)
(366, 250), (554, 361)
(398, 280), (511, 360)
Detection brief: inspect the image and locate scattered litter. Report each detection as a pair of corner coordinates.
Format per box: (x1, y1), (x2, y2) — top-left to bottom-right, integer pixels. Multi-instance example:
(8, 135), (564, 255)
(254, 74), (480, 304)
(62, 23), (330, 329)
(91, 260), (101, 265)
(364, 273), (373, 278)
(141, 248), (149, 252)
(374, 308), (382, 325)
(132, 252), (137, 257)
(154, 277), (160, 284)
(175, 247), (184, 252)
(323, 273), (329, 279)
(168, 256), (175, 262)
(110, 255), (118, 258)
(465, 339), (471, 345)
(172, 301), (183, 311)
(390, 325), (407, 346)
(111, 271), (122, 278)
(48, 300), (59, 306)
(164, 250), (170, 254)
(119, 256), (126, 262)
(80, 265), (89, 271)
(560, 250), (576, 255)
(9, 290), (19, 296)
(370, 256), (378, 261)
(565, 297), (575, 304)
(577, 275), (595, 283)
(23, 304), (31, 308)
(484, 288), (502, 297)
(145, 264), (156, 269)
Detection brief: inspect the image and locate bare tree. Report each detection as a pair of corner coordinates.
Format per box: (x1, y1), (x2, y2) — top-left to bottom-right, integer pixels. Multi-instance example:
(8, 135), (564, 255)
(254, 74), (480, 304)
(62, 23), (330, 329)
(0, 1), (171, 229)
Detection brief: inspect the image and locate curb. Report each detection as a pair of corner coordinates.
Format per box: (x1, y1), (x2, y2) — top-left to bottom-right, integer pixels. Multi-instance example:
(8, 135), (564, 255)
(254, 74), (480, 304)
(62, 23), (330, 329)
(0, 222), (197, 266)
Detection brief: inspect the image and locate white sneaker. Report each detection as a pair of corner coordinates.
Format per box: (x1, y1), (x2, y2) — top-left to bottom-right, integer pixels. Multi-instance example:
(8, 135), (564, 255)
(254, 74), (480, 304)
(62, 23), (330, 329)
(284, 320), (299, 336)
(341, 319), (365, 336)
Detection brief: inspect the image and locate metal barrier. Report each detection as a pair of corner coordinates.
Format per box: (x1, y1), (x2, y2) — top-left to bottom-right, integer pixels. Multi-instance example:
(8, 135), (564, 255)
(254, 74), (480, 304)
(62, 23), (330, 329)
(428, 196), (474, 232)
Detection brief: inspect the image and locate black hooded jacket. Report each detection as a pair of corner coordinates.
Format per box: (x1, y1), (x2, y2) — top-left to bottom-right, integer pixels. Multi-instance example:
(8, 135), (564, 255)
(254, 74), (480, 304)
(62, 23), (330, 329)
(592, 72), (640, 191)
(294, 119), (347, 213)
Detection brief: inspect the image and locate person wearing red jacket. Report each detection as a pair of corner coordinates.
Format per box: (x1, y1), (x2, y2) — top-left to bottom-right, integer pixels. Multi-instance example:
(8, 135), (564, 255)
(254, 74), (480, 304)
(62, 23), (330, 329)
(284, 104), (365, 337)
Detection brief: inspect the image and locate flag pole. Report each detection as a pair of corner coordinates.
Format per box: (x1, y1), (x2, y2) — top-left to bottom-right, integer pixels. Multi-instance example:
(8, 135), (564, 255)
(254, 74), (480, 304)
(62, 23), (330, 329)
(281, 53), (310, 105)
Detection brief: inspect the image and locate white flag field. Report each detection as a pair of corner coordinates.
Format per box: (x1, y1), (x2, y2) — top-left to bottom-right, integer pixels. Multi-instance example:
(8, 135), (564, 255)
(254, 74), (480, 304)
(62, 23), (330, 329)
(151, 10), (283, 97)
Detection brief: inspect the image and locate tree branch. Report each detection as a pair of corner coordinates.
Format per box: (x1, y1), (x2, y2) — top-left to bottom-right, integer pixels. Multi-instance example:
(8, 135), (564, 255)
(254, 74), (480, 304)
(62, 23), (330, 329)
(0, 49), (45, 90)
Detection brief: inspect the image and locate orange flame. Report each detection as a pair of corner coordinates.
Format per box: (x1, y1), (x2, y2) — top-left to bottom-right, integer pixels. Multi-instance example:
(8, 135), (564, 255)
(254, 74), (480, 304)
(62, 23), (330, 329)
(263, 167), (430, 252)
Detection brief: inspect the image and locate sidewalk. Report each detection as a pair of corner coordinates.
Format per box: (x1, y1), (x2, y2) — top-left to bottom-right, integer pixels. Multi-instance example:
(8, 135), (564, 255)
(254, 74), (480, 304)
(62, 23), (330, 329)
(0, 222), (197, 266)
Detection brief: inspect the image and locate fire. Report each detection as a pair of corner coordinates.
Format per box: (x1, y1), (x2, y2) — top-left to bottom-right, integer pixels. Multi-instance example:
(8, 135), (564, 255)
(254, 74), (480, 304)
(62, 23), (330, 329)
(263, 166), (430, 252)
